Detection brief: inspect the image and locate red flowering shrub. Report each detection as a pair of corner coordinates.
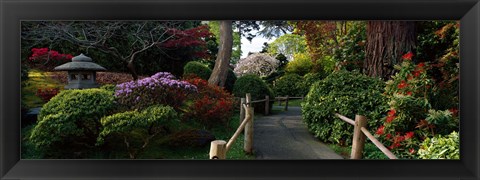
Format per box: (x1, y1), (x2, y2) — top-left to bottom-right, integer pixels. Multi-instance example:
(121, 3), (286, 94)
(161, 25), (213, 59)
(27, 48), (73, 71)
(376, 53), (459, 159)
(36, 88), (60, 102)
(183, 77), (234, 128)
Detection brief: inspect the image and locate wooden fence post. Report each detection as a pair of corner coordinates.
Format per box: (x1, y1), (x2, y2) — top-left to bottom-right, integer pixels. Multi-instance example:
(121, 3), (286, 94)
(351, 115), (367, 159)
(284, 95), (289, 111)
(246, 93), (251, 107)
(240, 98), (246, 124)
(244, 106), (254, 154)
(264, 95), (269, 116)
(209, 140), (227, 159)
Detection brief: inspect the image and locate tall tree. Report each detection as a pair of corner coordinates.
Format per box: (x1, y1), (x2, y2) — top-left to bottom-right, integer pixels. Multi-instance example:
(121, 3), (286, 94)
(364, 21), (416, 79)
(267, 33), (307, 60)
(208, 21), (233, 86)
(257, 21), (294, 40)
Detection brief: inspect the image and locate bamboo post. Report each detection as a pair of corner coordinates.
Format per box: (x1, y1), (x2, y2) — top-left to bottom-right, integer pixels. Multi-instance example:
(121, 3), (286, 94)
(264, 95), (269, 116)
(240, 98), (246, 124)
(209, 140), (227, 159)
(284, 95), (289, 111)
(351, 115), (367, 159)
(244, 106), (254, 154)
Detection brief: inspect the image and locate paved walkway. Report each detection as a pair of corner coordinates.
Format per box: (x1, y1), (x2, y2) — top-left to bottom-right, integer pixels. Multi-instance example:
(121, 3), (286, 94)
(253, 106), (343, 159)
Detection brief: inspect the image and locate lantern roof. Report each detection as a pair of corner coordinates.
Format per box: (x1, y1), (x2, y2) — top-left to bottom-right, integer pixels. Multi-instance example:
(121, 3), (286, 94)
(54, 53), (106, 71)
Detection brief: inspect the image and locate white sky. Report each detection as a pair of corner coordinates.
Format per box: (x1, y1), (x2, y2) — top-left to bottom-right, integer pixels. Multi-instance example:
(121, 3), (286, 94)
(240, 32), (276, 58)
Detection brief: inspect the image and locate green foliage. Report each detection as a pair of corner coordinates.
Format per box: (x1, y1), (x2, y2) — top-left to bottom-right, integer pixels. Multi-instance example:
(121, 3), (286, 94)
(267, 34), (307, 60)
(100, 84), (116, 92)
(233, 74), (275, 114)
(273, 74), (304, 97)
(275, 53), (288, 70)
(425, 110), (458, 135)
(224, 69), (237, 92)
(97, 105), (179, 158)
(333, 21), (366, 71)
(362, 143), (389, 159)
(285, 53), (313, 76)
(300, 72), (327, 96)
(416, 21), (458, 62)
(29, 89), (115, 153)
(316, 55), (336, 73)
(301, 70), (388, 145)
(418, 131), (459, 159)
(183, 61), (212, 80)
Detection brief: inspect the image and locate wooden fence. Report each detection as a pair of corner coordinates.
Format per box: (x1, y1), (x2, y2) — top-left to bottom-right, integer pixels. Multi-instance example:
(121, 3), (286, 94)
(334, 113), (397, 159)
(209, 93), (254, 159)
(239, 95), (304, 115)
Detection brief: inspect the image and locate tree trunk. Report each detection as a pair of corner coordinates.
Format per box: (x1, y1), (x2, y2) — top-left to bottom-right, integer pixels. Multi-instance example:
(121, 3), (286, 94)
(127, 61), (139, 80)
(208, 21), (233, 87)
(364, 21), (416, 80)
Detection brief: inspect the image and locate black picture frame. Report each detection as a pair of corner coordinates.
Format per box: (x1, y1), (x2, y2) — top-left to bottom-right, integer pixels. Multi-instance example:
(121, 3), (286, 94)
(1, 0), (479, 179)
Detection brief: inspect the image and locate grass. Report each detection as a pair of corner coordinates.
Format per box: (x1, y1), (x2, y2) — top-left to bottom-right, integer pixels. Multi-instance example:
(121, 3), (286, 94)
(328, 144), (351, 159)
(274, 98), (303, 107)
(327, 142), (390, 159)
(22, 69), (65, 109)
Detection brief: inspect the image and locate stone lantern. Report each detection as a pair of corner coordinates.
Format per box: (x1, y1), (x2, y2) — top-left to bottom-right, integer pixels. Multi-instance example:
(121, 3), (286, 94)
(54, 53), (106, 89)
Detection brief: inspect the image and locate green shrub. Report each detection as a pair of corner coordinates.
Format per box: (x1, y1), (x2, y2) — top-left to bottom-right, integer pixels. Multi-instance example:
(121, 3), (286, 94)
(30, 89), (115, 154)
(301, 70), (388, 145)
(273, 74), (304, 97)
(418, 131), (459, 159)
(233, 74), (275, 114)
(285, 53), (313, 76)
(301, 72), (327, 96)
(100, 84), (116, 92)
(362, 142), (389, 159)
(97, 105), (179, 159)
(183, 61), (212, 80)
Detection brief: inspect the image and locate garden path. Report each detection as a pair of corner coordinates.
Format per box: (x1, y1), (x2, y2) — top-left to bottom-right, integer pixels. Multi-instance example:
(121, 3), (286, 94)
(253, 106), (343, 159)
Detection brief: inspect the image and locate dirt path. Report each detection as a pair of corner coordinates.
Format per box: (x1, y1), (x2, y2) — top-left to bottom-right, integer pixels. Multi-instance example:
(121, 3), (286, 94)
(253, 106), (343, 159)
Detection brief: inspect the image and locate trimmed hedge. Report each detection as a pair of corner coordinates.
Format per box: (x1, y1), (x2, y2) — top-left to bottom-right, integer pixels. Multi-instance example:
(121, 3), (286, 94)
(183, 61), (212, 80)
(301, 70), (388, 145)
(233, 74), (274, 114)
(30, 89), (115, 153)
(273, 73), (304, 97)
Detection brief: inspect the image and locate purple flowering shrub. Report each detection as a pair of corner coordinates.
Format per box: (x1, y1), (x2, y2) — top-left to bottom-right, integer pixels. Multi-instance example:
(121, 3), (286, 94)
(115, 72), (197, 110)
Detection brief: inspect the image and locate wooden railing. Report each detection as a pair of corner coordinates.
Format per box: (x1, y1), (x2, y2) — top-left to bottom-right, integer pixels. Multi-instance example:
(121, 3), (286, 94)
(334, 113), (398, 159)
(239, 95), (304, 115)
(275, 96), (303, 111)
(209, 93), (254, 159)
